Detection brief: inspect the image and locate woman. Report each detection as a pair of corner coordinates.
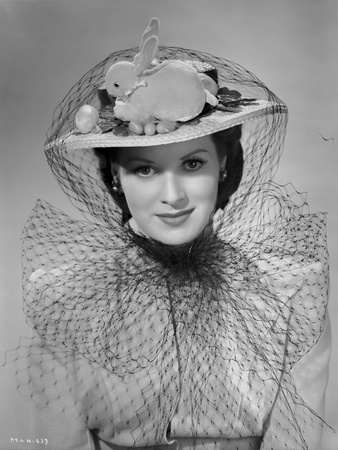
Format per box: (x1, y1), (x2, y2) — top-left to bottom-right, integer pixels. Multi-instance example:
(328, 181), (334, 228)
(10, 19), (330, 450)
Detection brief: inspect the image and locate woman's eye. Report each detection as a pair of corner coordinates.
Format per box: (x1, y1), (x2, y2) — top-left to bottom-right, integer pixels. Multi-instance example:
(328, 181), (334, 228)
(183, 159), (206, 171)
(132, 166), (156, 177)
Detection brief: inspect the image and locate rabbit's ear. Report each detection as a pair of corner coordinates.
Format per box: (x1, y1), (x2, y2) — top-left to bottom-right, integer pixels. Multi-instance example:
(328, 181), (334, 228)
(133, 18), (160, 67)
(133, 35), (159, 76)
(139, 18), (160, 50)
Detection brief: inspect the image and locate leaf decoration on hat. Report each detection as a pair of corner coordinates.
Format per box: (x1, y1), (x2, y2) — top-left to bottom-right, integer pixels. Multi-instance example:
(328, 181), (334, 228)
(217, 87), (257, 112)
(96, 88), (130, 135)
(97, 105), (129, 135)
(218, 87), (242, 99)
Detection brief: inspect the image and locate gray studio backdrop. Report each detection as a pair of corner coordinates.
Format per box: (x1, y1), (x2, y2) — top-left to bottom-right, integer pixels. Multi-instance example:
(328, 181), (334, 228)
(1, 1), (337, 449)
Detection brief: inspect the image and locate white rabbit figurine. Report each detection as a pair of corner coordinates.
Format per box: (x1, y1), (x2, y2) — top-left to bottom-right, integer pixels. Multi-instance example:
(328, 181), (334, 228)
(105, 18), (218, 134)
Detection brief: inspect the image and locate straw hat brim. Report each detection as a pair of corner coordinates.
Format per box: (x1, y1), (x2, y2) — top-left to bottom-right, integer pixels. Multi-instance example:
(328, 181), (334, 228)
(47, 100), (287, 151)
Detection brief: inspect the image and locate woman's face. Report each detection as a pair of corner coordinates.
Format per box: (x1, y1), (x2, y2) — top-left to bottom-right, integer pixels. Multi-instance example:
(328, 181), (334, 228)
(114, 135), (225, 245)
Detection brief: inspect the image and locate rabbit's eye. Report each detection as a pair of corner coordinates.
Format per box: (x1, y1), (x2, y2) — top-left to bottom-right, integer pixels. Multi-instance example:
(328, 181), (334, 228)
(114, 82), (120, 88)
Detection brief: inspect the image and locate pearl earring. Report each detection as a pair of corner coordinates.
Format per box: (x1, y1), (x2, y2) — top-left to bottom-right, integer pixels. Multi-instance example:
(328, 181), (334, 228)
(111, 180), (123, 195)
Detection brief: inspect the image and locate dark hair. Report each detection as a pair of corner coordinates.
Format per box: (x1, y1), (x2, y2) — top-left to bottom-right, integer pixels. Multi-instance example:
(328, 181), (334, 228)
(94, 125), (243, 223)
(211, 125), (243, 210)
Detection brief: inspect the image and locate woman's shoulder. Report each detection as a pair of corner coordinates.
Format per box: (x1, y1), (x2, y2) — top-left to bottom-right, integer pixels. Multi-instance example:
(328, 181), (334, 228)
(256, 254), (328, 299)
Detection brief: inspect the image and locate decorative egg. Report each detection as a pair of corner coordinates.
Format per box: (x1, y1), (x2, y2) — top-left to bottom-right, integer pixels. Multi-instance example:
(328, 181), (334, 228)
(144, 122), (156, 136)
(129, 121), (144, 135)
(75, 105), (99, 134)
(156, 121), (177, 134)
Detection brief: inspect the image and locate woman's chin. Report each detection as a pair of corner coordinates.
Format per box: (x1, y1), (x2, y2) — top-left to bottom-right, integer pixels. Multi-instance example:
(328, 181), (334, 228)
(137, 228), (195, 246)
(158, 237), (195, 246)
(151, 228), (203, 246)
(129, 217), (210, 246)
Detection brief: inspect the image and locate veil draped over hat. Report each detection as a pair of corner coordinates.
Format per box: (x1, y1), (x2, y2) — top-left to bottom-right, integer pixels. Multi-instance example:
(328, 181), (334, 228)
(7, 47), (329, 449)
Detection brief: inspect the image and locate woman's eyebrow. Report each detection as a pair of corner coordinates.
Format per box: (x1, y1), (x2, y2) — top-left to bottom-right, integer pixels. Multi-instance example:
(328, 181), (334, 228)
(126, 149), (208, 164)
(127, 157), (155, 164)
(180, 149), (209, 160)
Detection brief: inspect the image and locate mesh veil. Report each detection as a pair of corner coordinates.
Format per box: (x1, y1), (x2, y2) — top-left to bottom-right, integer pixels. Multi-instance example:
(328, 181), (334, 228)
(5, 47), (329, 449)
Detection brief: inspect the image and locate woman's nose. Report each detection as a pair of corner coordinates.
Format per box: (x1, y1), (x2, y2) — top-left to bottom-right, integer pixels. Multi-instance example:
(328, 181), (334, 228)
(160, 173), (186, 207)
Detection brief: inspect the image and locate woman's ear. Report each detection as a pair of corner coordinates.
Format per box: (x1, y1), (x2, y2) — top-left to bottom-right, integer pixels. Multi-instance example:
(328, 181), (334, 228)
(110, 161), (120, 180)
(111, 161), (123, 190)
(218, 155), (228, 183)
(219, 154), (227, 172)
(110, 161), (124, 195)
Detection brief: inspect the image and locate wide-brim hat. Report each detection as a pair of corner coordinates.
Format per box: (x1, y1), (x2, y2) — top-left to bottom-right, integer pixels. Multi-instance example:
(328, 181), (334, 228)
(56, 98), (281, 150)
(45, 46), (287, 151)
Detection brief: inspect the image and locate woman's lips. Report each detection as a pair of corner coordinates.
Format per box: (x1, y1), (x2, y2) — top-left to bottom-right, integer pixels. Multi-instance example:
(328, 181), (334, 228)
(156, 209), (194, 226)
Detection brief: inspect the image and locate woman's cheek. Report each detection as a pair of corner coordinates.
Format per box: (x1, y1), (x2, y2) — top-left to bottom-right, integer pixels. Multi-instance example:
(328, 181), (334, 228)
(122, 178), (154, 215)
(193, 175), (218, 205)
